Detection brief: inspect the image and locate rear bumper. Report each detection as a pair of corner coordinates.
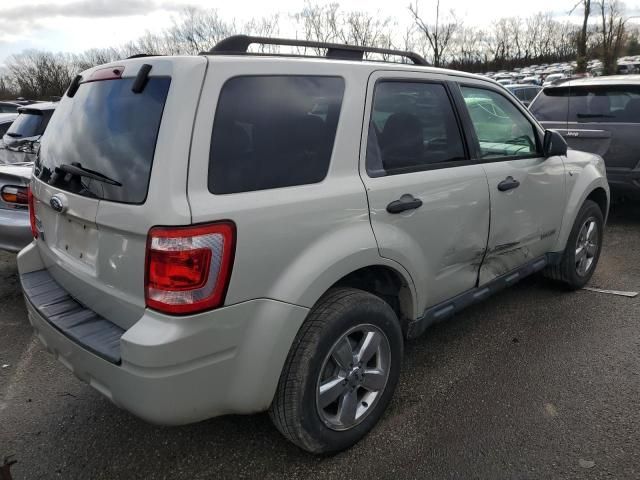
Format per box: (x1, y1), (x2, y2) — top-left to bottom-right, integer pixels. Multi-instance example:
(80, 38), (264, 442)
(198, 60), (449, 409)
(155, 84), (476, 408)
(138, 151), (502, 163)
(0, 207), (31, 253)
(18, 243), (309, 425)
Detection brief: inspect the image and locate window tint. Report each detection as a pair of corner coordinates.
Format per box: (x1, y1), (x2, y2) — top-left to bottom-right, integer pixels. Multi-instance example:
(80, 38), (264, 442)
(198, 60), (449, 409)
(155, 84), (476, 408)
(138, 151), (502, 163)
(0, 104), (18, 113)
(209, 76), (345, 194)
(461, 86), (539, 159)
(366, 82), (465, 176)
(527, 87), (541, 102)
(0, 121), (11, 136)
(512, 88), (527, 101)
(5, 113), (42, 138)
(35, 77), (171, 204)
(530, 85), (640, 123)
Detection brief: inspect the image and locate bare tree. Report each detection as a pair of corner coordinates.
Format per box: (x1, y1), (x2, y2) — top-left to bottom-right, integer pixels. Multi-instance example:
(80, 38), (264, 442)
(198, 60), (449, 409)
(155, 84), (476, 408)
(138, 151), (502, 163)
(294, 3), (340, 54)
(598, 0), (626, 74)
(408, 0), (458, 67)
(571, 0), (592, 73)
(8, 50), (74, 99)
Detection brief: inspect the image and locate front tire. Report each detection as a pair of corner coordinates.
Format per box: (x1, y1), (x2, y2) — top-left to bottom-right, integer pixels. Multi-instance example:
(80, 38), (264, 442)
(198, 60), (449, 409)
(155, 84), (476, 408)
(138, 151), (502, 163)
(545, 199), (604, 289)
(269, 288), (403, 454)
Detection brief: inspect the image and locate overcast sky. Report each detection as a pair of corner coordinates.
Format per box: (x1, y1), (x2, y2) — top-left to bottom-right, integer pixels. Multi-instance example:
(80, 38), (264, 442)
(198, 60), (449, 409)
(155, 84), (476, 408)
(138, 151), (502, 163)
(1, 0), (638, 66)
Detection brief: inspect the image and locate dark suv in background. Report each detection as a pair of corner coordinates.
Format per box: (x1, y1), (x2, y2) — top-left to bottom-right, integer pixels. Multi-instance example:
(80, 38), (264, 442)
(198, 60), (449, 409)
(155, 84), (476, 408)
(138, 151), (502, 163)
(530, 76), (640, 197)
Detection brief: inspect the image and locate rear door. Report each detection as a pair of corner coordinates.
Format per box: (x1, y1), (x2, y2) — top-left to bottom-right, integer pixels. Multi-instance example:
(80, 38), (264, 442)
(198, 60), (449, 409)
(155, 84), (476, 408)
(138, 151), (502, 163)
(457, 82), (565, 284)
(30, 57), (206, 329)
(360, 71), (491, 313)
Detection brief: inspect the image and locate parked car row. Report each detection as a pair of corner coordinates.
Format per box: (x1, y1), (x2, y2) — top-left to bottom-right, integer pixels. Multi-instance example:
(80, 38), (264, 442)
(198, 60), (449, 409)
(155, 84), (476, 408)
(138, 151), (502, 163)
(0, 102), (57, 253)
(484, 61), (575, 86)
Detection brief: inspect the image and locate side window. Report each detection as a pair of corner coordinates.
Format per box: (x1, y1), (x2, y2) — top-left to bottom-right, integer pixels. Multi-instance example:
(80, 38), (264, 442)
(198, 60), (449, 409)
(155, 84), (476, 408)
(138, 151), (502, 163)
(209, 76), (345, 194)
(527, 88), (541, 102)
(514, 89), (527, 101)
(366, 81), (466, 177)
(0, 122), (11, 136)
(461, 86), (540, 160)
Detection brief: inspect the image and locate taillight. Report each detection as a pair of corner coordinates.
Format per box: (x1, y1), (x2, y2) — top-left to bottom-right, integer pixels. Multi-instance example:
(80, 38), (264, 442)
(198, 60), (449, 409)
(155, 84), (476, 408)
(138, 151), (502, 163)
(1, 185), (28, 205)
(145, 222), (235, 315)
(27, 186), (38, 239)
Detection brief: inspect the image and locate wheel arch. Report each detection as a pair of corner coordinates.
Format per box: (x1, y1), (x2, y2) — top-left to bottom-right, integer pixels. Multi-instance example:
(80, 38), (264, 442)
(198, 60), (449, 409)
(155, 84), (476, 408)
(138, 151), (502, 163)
(553, 164), (610, 253)
(330, 264), (417, 330)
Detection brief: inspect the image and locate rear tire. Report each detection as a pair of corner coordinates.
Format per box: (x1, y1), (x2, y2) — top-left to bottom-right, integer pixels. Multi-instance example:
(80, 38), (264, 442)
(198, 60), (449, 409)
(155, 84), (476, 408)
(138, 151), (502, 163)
(269, 287), (403, 454)
(544, 200), (604, 289)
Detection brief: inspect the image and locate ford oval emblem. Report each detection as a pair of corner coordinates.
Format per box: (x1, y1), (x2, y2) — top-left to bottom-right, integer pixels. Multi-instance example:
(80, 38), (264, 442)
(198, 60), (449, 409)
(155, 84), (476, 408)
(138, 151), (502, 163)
(50, 194), (66, 213)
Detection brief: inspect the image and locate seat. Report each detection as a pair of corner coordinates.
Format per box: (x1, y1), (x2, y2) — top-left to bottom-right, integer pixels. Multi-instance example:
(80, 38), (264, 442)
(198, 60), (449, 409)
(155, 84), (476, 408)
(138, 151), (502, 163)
(210, 122), (253, 193)
(253, 114), (328, 188)
(380, 113), (424, 171)
(589, 95), (611, 116)
(621, 98), (640, 122)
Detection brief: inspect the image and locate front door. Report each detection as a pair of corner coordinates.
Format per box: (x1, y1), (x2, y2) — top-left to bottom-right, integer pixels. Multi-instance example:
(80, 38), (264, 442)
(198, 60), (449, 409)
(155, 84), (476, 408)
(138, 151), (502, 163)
(360, 71), (491, 314)
(457, 84), (566, 285)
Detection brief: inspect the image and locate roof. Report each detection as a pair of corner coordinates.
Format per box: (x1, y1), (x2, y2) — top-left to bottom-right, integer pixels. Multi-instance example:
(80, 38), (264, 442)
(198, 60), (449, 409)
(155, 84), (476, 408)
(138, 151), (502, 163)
(17, 101), (57, 113)
(0, 113), (18, 124)
(547, 75), (640, 88)
(504, 84), (541, 89)
(206, 54), (494, 85)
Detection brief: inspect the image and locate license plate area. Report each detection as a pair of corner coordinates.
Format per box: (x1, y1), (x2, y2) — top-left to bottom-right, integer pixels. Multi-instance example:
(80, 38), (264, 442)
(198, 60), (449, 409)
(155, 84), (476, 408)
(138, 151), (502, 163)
(46, 213), (99, 269)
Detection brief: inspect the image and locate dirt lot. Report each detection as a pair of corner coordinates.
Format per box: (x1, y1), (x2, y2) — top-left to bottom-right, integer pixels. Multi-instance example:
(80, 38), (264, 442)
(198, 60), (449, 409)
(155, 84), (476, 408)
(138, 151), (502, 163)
(1, 204), (639, 479)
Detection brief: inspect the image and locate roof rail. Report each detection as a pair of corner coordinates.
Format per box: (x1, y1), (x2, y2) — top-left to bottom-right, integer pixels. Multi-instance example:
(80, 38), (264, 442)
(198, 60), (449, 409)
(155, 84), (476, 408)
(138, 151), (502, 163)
(208, 35), (429, 66)
(126, 53), (161, 59)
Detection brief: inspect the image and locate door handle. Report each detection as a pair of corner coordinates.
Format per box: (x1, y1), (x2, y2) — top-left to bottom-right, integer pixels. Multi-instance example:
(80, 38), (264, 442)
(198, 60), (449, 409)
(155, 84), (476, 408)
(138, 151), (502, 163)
(386, 194), (423, 214)
(497, 176), (520, 192)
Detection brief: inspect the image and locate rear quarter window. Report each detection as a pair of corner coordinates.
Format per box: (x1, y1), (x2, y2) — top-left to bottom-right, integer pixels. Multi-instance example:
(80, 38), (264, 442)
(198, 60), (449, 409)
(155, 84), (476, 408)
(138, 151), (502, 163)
(208, 75), (345, 194)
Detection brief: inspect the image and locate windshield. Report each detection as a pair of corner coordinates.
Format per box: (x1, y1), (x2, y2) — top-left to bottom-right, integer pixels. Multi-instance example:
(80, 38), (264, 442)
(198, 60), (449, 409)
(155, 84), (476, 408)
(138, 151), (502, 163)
(530, 84), (640, 123)
(5, 113), (42, 139)
(35, 76), (171, 204)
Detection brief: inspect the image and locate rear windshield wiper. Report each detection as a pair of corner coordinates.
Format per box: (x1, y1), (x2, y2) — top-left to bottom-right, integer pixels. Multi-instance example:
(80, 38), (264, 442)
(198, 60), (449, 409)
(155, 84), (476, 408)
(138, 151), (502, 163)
(56, 163), (122, 187)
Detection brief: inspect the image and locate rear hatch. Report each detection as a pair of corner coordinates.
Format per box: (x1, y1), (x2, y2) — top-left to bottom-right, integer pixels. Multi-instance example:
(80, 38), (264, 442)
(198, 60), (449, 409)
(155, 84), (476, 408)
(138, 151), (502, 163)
(530, 83), (640, 171)
(29, 57), (207, 329)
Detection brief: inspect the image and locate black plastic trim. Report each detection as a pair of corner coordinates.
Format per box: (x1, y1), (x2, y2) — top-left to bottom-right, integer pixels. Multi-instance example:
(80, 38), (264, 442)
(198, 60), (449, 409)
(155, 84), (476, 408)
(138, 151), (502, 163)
(21, 270), (124, 364)
(407, 253), (561, 339)
(131, 64), (153, 93)
(67, 75), (82, 98)
(208, 35), (429, 66)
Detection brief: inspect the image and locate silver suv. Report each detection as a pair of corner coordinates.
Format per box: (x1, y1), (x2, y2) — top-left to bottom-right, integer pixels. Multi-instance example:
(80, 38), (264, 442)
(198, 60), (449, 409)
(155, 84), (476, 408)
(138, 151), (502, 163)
(19, 36), (609, 453)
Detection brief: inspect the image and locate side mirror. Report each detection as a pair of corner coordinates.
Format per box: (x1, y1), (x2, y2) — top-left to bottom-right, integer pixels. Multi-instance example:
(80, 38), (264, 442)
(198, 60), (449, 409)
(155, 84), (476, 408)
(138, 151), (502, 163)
(543, 129), (568, 157)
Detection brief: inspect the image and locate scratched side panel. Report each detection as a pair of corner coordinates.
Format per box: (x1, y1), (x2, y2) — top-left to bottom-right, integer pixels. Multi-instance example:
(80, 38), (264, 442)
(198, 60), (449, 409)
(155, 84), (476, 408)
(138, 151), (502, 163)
(479, 156), (566, 285)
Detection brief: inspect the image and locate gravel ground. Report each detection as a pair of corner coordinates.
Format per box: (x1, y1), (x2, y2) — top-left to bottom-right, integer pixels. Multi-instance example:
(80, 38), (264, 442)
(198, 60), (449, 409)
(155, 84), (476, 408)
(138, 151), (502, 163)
(1, 203), (639, 479)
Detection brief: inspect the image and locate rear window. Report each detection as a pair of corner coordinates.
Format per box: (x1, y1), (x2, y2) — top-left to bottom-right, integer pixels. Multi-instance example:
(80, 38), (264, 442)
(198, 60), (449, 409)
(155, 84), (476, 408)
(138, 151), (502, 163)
(0, 104), (18, 113)
(5, 112), (43, 139)
(208, 76), (345, 194)
(0, 121), (12, 136)
(34, 77), (171, 204)
(531, 85), (640, 123)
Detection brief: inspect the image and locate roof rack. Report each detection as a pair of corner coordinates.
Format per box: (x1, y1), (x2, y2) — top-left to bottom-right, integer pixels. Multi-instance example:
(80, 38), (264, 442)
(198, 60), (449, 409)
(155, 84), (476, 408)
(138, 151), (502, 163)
(126, 53), (161, 59)
(208, 35), (429, 66)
